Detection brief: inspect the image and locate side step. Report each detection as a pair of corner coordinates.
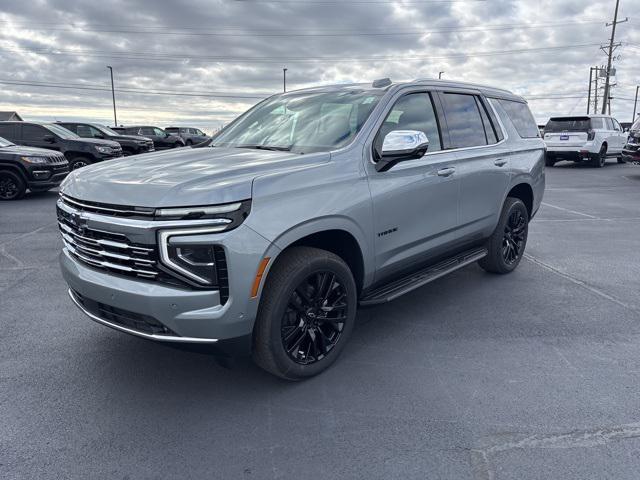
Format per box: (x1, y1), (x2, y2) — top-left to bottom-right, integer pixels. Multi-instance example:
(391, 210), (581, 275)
(359, 247), (487, 306)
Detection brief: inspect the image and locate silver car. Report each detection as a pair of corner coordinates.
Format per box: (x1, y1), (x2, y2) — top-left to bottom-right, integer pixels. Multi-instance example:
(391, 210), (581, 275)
(164, 127), (210, 146)
(58, 78), (545, 380)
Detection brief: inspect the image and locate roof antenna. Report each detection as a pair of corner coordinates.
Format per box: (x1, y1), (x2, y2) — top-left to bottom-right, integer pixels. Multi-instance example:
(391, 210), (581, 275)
(372, 78), (392, 88)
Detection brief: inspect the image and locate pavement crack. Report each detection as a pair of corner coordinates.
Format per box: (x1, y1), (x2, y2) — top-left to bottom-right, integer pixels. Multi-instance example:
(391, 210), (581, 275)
(540, 202), (597, 219)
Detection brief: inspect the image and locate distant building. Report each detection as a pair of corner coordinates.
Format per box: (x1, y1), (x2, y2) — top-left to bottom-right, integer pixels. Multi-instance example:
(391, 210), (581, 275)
(0, 111), (23, 121)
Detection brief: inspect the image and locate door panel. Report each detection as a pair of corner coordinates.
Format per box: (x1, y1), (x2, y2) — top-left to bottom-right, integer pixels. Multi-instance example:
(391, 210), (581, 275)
(366, 91), (460, 281)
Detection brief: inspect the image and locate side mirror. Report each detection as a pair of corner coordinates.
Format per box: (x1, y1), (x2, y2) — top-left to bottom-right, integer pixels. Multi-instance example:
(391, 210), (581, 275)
(375, 130), (429, 172)
(43, 134), (55, 143)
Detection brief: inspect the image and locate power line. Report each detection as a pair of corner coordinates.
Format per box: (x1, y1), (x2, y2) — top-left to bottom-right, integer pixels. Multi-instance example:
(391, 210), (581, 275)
(0, 20), (606, 37)
(0, 43), (603, 64)
(0, 80), (268, 99)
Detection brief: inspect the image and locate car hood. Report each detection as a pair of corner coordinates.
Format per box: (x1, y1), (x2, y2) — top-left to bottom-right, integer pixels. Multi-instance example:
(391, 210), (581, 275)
(0, 145), (65, 156)
(61, 147), (330, 207)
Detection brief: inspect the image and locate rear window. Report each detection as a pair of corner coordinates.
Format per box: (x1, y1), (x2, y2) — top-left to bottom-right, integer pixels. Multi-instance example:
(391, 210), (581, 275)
(545, 117), (590, 133)
(497, 99), (539, 138)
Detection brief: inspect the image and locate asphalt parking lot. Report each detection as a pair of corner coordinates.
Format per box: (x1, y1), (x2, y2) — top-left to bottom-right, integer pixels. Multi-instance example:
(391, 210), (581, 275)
(2, 160), (640, 480)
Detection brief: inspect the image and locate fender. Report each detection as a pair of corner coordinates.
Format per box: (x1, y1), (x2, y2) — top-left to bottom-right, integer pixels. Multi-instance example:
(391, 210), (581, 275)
(0, 161), (28, 182)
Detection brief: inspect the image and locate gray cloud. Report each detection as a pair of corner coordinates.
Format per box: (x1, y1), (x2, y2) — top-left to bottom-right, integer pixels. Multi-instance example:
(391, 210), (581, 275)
(0, 0), (638, 132)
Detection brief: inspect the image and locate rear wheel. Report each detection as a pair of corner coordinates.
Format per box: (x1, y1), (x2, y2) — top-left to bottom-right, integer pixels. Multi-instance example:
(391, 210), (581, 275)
(0, 170), (26, 200)
(479, 197), (529, 274)
(592, 145), (606, 168)
(186, 139), (193, 146)
(545, 157), (555, 167)
(617, 157), (626, 164)
(253, 247), (357, 380)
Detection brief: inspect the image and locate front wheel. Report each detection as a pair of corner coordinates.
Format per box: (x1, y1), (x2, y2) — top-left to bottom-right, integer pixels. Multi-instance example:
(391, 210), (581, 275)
(617, 157), (626, 164)
(0, 170), (26, 200)
(479, 197), (529, 274)
(69, 157), (91, 170)
(253, 247), (357, 380)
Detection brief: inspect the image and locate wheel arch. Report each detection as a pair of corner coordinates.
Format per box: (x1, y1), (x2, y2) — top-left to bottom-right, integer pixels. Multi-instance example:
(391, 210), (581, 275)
(0, 162), (28, 182)
(506, 182), (534, 219)
(266, 218), (370, 295)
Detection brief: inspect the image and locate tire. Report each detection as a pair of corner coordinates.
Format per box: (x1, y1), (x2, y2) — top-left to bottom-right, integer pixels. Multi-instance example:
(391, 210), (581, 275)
(253, 246), (357, 380)
(0, 170), (26, 200)
(545, 157), (555, 167)
(172, 142), (183, 149)
(592, 145), (606, 168)
(479, 197), (529, 274)
(186, 139), (193, 146)
(617, 157), (626, 164)
(69, 157), (91, 170)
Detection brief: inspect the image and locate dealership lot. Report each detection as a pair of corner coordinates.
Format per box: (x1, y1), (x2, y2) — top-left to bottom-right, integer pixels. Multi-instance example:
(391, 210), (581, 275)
(2, 161), (640, 479)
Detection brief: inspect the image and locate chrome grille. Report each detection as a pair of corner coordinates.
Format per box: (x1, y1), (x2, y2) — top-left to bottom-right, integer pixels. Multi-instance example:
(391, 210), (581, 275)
(57, 211), (159, 280)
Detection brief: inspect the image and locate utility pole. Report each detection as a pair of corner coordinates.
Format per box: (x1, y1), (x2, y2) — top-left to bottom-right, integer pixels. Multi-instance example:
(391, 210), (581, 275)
(438, 71), (444, 79)
(107, 66), (117, 126)
(601, 0), (627, 114)
(587, 67), (593, 114)
(633, 86), (639, 125)
(283, 68), (287, 93)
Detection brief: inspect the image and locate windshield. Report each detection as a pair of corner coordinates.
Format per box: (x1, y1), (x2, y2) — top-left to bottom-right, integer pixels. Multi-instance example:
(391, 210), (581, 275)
(632, 117), (640, 132)
(46, 123), (80, 139)
(545, 117), (591, 133)
(0, 136), (14, 147)
(213, 89), (383, 154)
(96, 124), (119, 136)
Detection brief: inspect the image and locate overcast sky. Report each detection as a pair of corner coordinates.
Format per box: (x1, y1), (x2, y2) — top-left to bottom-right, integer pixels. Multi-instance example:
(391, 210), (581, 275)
(0, 0), (639, 132)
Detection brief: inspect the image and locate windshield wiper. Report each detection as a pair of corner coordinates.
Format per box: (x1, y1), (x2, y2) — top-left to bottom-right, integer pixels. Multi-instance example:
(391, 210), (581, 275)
(236, 144), (291, 152)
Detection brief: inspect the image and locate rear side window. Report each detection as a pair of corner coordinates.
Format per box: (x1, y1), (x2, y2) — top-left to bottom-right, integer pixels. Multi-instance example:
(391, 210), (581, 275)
(590, 118), (605, 130)
(497, 99), (539, 138)
(605, 118), (614, 130)
(0, 123), (16, 139)
(440, 93), (488, 148)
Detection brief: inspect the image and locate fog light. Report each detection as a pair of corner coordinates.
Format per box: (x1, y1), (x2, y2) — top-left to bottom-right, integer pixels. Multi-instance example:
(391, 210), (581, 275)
(32, 170), (52, 180)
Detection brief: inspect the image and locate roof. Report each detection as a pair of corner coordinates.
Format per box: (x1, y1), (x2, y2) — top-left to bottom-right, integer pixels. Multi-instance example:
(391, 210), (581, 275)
(284, 79), (523, 102)
(0, 111), (23, 121)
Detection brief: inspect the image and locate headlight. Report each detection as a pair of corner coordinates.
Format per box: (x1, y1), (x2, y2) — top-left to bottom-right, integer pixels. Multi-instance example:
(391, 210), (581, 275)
(135, 140), (147, 145)
(158, 227), (227, 285)
(21, 156), (50, 164)
(95, 146), (111, 153)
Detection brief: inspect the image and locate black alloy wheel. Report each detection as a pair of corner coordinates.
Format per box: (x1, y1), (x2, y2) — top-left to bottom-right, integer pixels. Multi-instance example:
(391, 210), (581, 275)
(281, 271), (348, 365)
(502, 208), (527, 266)
(71, 159), (88, 170)
(0, 173), (21, 200)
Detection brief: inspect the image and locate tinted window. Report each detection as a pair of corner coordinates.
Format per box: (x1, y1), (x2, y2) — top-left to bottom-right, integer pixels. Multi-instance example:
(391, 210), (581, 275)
(545, 117), (590, 133)
(475, 97), (498, 144)
(76, 125), (103, 138)
(441, 93), (487, 148)
(165, 128), (178, 133)
(497, 99), (539, 138)
(0, 124), (16, 139)
(375, 92), (442, 157)
(153, 128), (165, 136)
(22, 124), (47, 140)
(140, 127), (155, 136)
(590, 118), (605, 130)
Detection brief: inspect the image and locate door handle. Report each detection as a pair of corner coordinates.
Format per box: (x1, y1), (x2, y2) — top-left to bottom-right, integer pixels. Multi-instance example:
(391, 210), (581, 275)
(494, 159), (508, 167)
(437, 167), (456, 177)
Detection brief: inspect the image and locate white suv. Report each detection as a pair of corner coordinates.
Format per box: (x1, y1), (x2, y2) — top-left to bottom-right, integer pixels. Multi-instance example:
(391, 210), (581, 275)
(544, 115), (627, 168)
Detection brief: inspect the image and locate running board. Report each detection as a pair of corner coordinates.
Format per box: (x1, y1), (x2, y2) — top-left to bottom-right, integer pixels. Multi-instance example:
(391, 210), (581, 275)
(359, 247), (487, 306)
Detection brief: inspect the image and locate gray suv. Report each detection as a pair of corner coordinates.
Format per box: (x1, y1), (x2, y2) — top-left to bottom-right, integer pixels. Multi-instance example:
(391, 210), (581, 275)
(165, 127), (210, 146)
(57, 79), (545, 380)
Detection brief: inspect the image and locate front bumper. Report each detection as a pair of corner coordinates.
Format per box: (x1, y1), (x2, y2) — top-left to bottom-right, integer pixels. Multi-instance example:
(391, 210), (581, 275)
(622, 146), (640, 164)
(59, 216), (276, 344)
(26, 163), (69, 188)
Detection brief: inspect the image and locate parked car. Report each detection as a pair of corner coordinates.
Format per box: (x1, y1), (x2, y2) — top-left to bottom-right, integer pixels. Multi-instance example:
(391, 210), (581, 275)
(57, 79), (545, 380)
(0, 121), (122, 170)
(620, 122), (633, 132)
(165, 127), (210, 146)
(621, 116), (640, 164)
(544, 115), (627, 167)
(0, 135), (68, 200)
(112, 126), (185, 149)
(57, 122), (154, 156)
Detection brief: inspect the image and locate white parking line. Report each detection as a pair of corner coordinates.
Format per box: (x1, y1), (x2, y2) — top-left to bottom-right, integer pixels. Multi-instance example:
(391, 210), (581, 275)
(540, 202), (597, 219)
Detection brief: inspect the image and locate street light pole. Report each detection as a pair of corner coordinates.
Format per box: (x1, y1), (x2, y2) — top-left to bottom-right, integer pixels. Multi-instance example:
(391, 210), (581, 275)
(283, 68), (288, 93)
(107, 66), (117, 126)
(438, 71), (444, 79)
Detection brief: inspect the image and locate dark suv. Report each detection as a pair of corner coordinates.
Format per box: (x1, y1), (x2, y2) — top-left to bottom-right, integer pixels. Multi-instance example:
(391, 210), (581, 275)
(57, 122), (154, 156)
(622, 116), (640, 164)
(0, 135), (68, 200)
(0, 121), (122, 170)
(112, 126), (185, 149)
